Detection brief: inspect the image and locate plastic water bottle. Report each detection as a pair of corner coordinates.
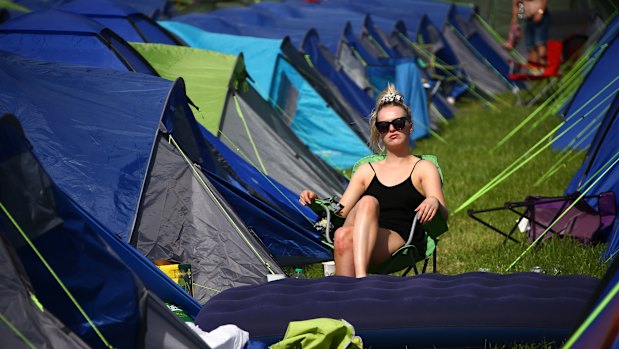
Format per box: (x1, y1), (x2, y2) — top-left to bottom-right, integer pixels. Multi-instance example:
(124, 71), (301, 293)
(294, 267), (305, 279)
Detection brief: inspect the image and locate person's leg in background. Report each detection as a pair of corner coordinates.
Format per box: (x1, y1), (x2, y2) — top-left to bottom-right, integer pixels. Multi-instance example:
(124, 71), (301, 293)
(524, 18), (539, 64)
(533, 9), (551, 66)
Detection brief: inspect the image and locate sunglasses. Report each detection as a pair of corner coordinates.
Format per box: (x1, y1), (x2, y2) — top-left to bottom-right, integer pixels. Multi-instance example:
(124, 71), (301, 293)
(375, 117), (408, 134)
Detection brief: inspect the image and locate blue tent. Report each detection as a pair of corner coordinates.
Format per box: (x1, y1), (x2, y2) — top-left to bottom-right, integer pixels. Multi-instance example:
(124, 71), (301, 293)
(552, 31), (619, 151)
(0, 9), (157, 74)
(0, 49), (284, 304)
(447, 5), (519, 86)
(299, 28), (375, 118)
(565, 93), (619, 261)
(563, 257), (619, 348)
(160, 21), (372, 169)
(336, 20), (432, 141)
(0, 113), (208, 349)
(9, 0), (171, 18)
(58, 0), (185, 45)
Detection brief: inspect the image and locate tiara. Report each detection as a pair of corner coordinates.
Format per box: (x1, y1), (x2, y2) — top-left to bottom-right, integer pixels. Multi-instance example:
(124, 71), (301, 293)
(380, 92), (404, 105)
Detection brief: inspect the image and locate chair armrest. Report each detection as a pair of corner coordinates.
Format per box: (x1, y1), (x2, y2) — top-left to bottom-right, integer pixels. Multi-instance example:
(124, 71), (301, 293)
(423, 209), (449, 239)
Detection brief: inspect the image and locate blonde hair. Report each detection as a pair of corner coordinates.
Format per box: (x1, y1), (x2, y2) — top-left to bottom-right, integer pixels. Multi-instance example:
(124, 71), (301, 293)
(368, 83), (412, 153)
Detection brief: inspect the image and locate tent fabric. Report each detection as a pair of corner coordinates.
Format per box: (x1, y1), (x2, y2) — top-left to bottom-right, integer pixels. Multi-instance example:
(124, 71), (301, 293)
(269, 53), (372, 169)
(160, 21), (372, 169)
(131, 42), (237, 132)
(564, 257), (619, 348)
(132, 134), (284, 301)
(203, 169), (332, 266)
(196, 273), (599, 348)
(447, 5), (520, 88)
(552, 32), (619, 151)
(158, 21), (282, 101)
(225, 85), (347, 197)
(0, 227), (90, 349)
(0, 50), (283, 306)
(0, 53), (203, 316)
(336, 20), (431, 141)
(442, 22), (512, 96)
(58, 0), (184, 45)
(199, 127), (319, 223)
(10, 0), (171, 19)
(0, 49), (165, 241)
(566, 93), (619, 261)
(0, 114), (210, 349)
(0, 9), (158, 75)
(298, 28), (375, 119)
(131, 42), (346, 198)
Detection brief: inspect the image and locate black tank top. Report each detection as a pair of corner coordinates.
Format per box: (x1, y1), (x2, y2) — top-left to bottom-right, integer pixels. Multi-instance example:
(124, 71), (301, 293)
(362, 160), (427, 248)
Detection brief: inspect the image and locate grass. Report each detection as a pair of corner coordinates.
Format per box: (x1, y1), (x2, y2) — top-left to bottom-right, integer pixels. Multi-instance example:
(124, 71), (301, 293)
(293, 92), (610, 279)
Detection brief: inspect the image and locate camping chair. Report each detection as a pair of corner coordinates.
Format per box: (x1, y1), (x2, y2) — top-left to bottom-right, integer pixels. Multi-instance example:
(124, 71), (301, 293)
(309, 154), (448, 276)
(508, 40), (564, 106)
(467, 191), (616, 244)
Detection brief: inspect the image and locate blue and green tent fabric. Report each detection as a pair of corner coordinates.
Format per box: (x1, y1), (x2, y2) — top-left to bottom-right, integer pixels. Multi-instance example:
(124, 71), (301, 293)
(0, 49), (284, 304)
(160, 21), (372, 169)
(0, 9), (157, 75)
(0, 113), (209, 349)
(552, 31), (619, 151)
(564, 257), (619, 348)
(58, 0), (185, 45)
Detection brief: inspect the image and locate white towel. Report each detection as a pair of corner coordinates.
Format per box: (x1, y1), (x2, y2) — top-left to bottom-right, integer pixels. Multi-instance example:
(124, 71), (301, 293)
(186, 323), (249, 349)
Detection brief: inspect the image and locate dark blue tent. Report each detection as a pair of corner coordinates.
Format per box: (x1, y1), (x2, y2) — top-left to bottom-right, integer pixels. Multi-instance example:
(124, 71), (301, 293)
(0, 9), (157, 74)
(199, 128), (332, 265)
(10, 0), (171, 18)
(0, 114), (208, 349)
(565, 93), (619, 262)
(552, 31), (619, 151)
(0, 49), (284, 304)
(58, 0), (185, 45)
(300, 28), (374, 118)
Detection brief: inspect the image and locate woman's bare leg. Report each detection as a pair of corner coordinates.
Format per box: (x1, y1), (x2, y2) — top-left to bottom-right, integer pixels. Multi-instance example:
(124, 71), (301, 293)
(333, 197), (406, 277)
(352, 196), (380, 277)
(369, 229), (406, 267)
(333, 226), (355, 277)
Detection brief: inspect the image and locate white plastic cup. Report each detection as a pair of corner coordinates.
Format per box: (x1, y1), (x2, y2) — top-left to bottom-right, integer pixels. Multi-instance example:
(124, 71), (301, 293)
(322, 261), (336, 276)
(266, 274), (286, 282)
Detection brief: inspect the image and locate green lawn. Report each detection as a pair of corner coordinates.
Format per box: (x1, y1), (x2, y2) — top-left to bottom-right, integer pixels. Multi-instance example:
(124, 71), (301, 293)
(296, 92), (610, 279)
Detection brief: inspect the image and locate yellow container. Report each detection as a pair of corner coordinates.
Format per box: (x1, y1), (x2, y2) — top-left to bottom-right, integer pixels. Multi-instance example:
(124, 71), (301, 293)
(156, 262), (193, 296)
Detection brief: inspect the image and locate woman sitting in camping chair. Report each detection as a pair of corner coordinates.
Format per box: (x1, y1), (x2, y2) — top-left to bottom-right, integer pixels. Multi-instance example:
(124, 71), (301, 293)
(299, 83), (448, 278)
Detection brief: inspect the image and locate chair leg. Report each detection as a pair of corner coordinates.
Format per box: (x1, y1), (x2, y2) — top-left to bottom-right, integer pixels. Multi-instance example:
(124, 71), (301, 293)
(421, 258), (429, 273)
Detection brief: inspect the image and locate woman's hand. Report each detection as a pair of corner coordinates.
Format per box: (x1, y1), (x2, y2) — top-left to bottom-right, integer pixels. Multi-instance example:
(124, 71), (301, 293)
(299, 190), (318, 206)
(415, 196), (440, 223)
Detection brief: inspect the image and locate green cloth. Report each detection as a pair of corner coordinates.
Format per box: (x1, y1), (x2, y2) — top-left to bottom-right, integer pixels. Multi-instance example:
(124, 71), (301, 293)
(131, 43), (239, 133)
(270, 318), (363, 349)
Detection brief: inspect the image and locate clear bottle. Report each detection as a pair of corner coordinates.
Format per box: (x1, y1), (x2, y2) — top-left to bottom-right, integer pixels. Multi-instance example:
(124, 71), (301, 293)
(294, 267), (305, 279)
